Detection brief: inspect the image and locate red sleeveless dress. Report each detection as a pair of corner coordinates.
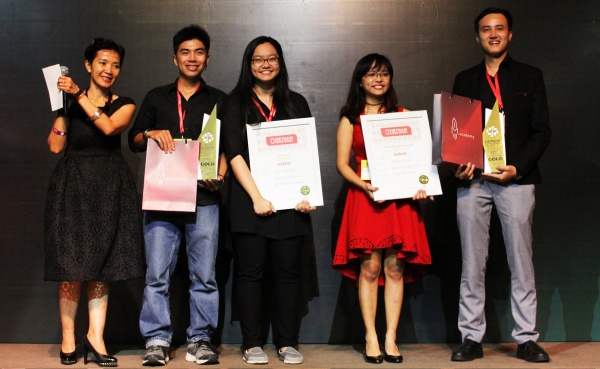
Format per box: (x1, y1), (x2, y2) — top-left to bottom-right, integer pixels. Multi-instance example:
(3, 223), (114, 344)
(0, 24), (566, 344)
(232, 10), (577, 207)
(332, 108), (432, 285)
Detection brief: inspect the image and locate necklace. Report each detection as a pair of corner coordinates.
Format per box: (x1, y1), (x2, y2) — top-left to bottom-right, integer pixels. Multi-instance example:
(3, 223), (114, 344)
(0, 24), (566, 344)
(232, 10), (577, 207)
(365, 102), (382, 113)
(86, 89), (113, 107)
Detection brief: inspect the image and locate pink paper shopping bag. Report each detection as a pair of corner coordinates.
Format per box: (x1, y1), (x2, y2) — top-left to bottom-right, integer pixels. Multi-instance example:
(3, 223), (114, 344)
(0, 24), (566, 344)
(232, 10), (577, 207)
(142, 140), (200, 212)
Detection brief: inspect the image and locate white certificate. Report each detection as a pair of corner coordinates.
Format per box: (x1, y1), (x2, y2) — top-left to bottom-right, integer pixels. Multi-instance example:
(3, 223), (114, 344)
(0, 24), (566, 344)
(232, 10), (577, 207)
(361, 111), (443, 201)
(247, 117), (324, 210)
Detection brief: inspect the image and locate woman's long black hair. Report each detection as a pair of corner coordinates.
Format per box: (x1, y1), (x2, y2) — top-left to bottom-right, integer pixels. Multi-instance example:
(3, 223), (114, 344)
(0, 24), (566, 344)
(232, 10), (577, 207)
(339, 53), (398, 124)
(231, 36), (299, 122)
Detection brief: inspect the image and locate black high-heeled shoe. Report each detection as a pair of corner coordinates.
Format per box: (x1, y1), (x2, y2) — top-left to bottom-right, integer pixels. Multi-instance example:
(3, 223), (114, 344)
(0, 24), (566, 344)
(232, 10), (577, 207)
(60, 350), (77, 365)
(364, 353), (384, 364)
(384, 351), (404, 363)
(82, 335), (118, 367)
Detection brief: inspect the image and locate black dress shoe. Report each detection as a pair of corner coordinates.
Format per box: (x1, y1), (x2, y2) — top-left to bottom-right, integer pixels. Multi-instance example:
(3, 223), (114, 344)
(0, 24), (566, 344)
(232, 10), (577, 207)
(516, 340), (550, 362)
(364, 354), (383, 364)
(60, 350), (77, 365)
(383, 351), (403, 363)
(451, 339), (483, 361)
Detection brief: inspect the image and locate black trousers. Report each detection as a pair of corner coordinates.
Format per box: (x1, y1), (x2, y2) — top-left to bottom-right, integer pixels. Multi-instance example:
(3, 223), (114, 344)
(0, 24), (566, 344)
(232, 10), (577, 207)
(232, 232), (303, 349)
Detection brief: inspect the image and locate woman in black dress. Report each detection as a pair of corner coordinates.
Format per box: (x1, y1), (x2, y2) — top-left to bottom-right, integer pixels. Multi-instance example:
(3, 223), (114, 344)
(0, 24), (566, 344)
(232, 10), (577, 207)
(222, 36), (316, 365)
(45, 38), (144, 367)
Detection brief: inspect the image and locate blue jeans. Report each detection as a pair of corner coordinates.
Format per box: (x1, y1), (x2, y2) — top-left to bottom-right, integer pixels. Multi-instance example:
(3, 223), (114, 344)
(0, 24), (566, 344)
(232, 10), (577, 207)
(139, 205), (219, 347)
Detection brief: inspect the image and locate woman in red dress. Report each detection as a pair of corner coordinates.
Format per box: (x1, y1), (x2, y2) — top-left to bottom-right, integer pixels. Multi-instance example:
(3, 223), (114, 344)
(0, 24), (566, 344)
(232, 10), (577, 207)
(333, 53), (432, 364)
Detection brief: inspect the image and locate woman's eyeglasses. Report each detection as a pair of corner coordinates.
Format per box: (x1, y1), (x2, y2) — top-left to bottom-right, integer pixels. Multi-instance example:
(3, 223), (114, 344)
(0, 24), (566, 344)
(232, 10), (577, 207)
(364, 71), (390, 79)
(251, 56), (279, 66)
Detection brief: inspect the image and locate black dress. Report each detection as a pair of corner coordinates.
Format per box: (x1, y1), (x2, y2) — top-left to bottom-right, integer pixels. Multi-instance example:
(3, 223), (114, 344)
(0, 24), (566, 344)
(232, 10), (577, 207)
(44, 96), (144, 281)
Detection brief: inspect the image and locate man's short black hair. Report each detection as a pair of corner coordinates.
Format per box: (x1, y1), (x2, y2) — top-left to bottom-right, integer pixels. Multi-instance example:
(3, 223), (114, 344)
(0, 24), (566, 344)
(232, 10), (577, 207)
(173, 25), (210, 54)
(474, 7), (513, 33)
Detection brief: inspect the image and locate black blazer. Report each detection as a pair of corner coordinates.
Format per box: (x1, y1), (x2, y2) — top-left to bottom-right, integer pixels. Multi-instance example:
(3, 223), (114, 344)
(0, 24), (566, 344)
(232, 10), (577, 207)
(452, 55), (551, 184)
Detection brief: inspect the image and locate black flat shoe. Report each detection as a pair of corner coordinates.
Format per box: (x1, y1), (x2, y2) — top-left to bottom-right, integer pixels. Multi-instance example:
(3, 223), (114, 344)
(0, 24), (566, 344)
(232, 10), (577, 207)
(60, 350), (77, 365)
(364, 354), (383, 364)
(384, 351), (403, 363)
(82, 336), (118, 367)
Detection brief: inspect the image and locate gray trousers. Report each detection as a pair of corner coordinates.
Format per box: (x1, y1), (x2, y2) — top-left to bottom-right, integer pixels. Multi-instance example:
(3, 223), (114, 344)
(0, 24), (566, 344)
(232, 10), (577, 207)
(456, 179), (539, 344)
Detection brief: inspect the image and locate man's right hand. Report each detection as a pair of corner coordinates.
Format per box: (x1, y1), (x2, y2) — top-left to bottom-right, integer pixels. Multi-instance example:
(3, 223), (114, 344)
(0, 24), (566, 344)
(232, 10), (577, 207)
(147, 130), (176, 153)
(455, 163), (475, 180)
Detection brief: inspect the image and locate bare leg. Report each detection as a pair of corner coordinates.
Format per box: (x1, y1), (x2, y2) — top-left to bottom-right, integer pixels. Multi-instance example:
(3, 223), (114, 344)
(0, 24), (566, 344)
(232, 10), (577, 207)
(59, 281), (82, 353)
(86, 281), (109, 355)
(383, 249), (404, 356)
(358, 250), (382, 357)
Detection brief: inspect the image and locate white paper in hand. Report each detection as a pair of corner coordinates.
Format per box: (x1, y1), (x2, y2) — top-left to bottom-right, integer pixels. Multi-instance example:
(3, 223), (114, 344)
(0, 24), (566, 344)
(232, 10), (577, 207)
(42, 64), (63, 111)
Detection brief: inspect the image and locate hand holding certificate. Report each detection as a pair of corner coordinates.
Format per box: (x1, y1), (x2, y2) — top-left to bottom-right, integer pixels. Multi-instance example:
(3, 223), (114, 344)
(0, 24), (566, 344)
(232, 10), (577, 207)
(247, 117), (323, 210)
(361, 110), (442, 201)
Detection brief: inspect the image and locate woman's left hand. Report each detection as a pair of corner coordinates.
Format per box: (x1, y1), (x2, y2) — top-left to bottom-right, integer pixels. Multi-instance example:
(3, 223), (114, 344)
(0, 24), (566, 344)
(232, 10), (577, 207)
(57, 76), (80, 95)
(412, 189), (434, 201)
(295, 200), (316, 214)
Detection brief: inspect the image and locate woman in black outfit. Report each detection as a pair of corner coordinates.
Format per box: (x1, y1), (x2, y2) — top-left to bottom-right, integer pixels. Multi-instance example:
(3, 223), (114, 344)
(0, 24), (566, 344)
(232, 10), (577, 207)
(45, 39), (144, 367)
(222, 36), (316, 365)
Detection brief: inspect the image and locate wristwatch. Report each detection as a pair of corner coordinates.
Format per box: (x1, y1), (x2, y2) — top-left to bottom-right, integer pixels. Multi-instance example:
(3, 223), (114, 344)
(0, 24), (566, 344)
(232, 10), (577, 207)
(143, 129), (153, 140)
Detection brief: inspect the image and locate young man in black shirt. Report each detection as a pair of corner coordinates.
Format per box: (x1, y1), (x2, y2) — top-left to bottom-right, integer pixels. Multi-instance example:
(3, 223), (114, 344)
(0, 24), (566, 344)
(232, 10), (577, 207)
(129, 25), (227, 367)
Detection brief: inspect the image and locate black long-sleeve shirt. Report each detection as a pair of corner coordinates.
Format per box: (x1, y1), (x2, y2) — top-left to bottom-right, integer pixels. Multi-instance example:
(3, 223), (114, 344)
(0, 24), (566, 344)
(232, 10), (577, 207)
(452, 55), (551, 184)
(129, 78), (227, 205)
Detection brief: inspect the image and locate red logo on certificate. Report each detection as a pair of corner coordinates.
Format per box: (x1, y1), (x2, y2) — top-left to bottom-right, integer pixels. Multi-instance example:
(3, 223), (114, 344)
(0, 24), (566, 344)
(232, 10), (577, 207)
(381, 126), (412, 137)
(266, 134), (298, 146)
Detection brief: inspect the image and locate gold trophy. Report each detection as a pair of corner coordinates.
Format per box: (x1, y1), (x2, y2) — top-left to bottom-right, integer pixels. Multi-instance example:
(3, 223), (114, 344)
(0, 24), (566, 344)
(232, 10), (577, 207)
(482, 101), (506, 173)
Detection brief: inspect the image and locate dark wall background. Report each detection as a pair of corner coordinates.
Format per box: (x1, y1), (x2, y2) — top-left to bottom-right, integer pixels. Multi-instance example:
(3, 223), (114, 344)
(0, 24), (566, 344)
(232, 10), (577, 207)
(1, 0), (598, 345)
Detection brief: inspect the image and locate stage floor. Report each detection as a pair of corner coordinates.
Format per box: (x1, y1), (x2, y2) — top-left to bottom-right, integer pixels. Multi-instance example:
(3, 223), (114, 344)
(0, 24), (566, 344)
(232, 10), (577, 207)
(1, 342), (597, 369)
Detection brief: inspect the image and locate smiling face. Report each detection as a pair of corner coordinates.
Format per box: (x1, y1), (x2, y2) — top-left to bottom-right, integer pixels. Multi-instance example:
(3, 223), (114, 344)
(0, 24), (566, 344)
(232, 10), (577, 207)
(476, 13), (512, 59)
(85, 49), (121, 89)
(361, 63), (391, 103)
(173, 39), (209, 81)
(251, 42), (280, 87)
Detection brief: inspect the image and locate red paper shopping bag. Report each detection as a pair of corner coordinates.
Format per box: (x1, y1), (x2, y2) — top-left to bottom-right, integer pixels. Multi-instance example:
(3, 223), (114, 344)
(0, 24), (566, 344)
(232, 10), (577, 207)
(432, 92), (484, 169)
(142, 140), (200, 212)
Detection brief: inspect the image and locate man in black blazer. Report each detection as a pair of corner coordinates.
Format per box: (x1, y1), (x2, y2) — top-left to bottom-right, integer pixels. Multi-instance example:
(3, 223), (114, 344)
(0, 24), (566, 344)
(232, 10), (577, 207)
(450, 7), (551, 363)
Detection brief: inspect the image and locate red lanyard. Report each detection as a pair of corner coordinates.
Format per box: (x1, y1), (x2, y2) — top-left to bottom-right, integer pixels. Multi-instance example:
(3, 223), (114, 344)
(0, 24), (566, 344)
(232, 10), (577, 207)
(485, 70), (504, 111)
(251, 97), (276, 122)
(177, 86), (200, 137)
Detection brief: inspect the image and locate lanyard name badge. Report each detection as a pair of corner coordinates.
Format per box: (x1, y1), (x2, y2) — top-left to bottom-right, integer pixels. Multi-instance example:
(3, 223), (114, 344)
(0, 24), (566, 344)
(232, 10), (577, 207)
(485, 70), (506, 129)
(486, 70), (504, 114)
(251, 97), (276, 122)
(177, 85), (201, 140)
